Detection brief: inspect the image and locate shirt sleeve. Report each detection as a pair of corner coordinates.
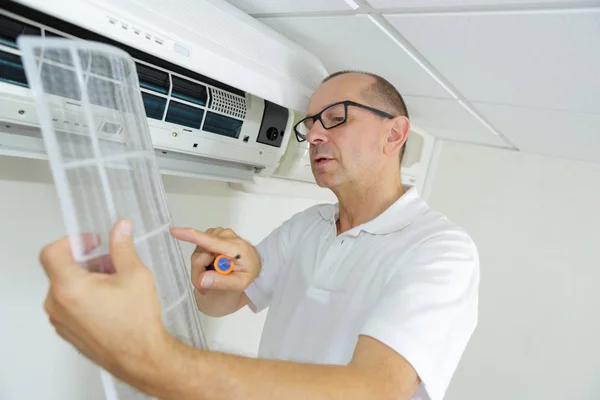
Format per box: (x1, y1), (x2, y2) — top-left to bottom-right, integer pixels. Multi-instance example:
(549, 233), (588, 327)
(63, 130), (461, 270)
(244, 210), (299, 313)
(360, 230), (480, 400)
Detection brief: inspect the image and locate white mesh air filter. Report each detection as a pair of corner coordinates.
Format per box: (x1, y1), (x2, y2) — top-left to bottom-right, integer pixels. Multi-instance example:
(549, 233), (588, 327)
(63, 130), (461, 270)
(210, 87), (247, 119)
(17, 36), (207, 400)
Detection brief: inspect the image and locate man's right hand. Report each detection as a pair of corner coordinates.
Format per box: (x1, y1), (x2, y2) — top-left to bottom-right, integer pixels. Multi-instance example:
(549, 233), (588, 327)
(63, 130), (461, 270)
(170, 227), (261, 317)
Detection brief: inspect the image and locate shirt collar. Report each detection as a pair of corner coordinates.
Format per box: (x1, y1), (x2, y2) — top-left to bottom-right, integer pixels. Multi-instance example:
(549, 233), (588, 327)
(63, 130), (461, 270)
(318, 186), (429, 236)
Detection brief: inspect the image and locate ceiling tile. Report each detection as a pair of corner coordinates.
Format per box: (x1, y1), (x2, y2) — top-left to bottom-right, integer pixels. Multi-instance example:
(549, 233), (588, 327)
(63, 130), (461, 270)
(258, 15), (452, 99)
(473, 102), (600, 164)
(367, 0), (592, 8)
(405, 96), (512, 147)
(225, 0), (352, 14)
(385, 11), (600, 114)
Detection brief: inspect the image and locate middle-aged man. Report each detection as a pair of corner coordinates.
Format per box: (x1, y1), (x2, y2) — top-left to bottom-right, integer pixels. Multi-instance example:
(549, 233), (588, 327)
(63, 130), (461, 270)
(38, 70), (479, 400)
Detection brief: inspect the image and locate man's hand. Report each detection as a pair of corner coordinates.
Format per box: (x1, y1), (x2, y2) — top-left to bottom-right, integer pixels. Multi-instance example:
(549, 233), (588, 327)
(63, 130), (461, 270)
(171, 227), (261, 293)
(40, 219), (171, 383)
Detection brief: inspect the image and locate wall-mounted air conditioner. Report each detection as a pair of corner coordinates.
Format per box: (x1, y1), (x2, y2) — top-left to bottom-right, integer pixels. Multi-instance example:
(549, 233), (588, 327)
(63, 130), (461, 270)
(0, 0), (329, 184)
(0, 0), (435, 196)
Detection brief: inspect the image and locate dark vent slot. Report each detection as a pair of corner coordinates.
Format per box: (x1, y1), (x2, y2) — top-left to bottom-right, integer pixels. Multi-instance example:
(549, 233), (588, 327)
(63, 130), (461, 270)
(203, 112), (242, 139)
(172, 76), (207, 106)
(44, 30), (66, 38)
(135, 63), (169, 94)
(165, 101), (204, 129)
(0, 14), (41, 48)
(0, 50), (28, 87)
(141, 92), (167, 120)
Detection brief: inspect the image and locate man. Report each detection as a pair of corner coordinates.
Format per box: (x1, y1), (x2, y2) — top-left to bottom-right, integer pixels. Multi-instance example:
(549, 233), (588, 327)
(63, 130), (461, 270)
(39, 71), (479, 400)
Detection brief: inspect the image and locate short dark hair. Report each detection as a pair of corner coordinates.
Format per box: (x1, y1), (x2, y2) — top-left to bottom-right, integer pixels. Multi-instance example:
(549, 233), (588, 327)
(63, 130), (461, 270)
(322, 70), (409, 165)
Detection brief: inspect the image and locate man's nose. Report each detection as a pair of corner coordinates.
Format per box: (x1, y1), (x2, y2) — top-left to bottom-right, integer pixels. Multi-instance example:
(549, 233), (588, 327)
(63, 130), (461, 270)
(306, 119), (329, 144)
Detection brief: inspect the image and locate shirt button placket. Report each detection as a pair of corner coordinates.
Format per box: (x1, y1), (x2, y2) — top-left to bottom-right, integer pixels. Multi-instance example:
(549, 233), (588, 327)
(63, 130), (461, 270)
(314, 229), (336, 282)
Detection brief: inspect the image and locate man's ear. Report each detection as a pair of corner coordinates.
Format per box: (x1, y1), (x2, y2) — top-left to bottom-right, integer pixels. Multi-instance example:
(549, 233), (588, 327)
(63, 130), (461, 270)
(384, 116), (410, 156)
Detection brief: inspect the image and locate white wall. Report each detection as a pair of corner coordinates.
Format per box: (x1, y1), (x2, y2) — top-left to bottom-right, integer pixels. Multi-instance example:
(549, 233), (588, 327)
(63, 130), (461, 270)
(0, 155), (325, 400)
(426, 141), (600, 400)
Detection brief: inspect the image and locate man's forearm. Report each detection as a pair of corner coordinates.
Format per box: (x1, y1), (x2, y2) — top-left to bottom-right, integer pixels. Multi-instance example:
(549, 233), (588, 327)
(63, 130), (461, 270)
(129, 335), (395, 400)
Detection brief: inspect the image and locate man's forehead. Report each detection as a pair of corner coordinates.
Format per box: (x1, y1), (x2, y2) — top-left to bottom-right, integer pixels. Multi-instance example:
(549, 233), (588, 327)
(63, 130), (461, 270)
(307, 73), (375, 114)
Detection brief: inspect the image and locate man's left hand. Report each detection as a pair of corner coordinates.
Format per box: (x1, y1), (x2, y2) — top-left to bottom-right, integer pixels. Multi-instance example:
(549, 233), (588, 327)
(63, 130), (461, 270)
(40, 219), (170, 380)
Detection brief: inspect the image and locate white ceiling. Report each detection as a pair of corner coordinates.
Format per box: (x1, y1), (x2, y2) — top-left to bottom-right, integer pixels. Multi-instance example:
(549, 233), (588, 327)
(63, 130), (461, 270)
(367, 0), (596, 8)
(225, 0), (600, 164)
(384, 11), (600, 114)
(473, 102), (600, 163)
(404, 96), (509, 147)
(225, 0), (354, 14)
(256, 15), (452, 99)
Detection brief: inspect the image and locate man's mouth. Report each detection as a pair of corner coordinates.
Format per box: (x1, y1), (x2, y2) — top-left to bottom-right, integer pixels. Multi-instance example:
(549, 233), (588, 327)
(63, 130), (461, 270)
(313, 156), (334, 165)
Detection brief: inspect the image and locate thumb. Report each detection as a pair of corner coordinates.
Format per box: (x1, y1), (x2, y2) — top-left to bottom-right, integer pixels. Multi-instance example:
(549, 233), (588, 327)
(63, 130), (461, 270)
(109, 219), (140, 275)
(197, 270), (246, 292)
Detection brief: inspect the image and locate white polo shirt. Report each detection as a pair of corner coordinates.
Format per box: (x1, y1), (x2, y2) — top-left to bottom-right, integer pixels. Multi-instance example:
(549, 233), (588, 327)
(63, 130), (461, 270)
(245, 187), (479, 400)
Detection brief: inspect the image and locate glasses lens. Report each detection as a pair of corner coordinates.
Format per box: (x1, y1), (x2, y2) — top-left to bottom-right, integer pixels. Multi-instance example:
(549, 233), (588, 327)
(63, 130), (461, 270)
(321, 103), (346, 129)
(294, 103), (347, 141)
(295, 117), (312, 141)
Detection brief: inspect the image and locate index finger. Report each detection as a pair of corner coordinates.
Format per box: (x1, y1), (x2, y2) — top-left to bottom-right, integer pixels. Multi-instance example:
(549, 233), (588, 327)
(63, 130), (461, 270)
(171, 227), (240, 257)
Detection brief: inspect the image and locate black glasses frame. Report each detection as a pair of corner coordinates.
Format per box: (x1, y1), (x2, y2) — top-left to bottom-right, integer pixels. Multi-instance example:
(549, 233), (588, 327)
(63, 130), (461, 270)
(293, 100), (395, 142)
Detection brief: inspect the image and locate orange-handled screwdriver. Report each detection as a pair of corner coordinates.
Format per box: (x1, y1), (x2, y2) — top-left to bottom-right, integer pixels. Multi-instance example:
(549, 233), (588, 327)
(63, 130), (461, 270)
(206, 254), (240, 275)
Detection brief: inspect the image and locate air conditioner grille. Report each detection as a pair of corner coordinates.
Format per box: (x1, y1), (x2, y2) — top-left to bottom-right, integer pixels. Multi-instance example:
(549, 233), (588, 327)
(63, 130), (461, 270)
(209, 87), (246, 120)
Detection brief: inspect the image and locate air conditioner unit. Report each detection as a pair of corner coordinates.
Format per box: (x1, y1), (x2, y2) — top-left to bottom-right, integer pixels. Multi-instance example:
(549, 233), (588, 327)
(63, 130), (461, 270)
(0, 0), (329, 184)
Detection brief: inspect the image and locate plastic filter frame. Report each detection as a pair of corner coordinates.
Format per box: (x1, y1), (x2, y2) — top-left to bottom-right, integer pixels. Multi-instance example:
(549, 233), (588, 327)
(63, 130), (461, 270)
(17, 36), (207, 400)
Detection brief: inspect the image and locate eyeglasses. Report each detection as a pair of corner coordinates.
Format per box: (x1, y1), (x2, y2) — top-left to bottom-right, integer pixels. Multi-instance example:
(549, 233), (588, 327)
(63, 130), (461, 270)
(293, 100), (395, 142)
